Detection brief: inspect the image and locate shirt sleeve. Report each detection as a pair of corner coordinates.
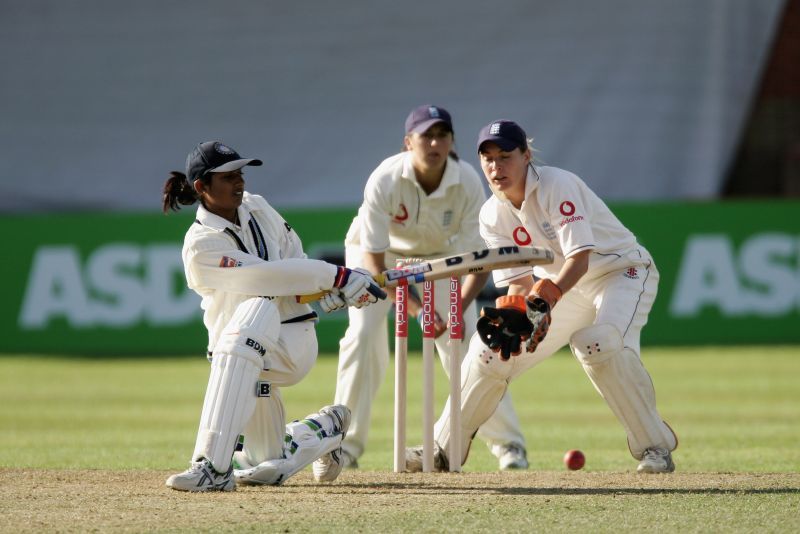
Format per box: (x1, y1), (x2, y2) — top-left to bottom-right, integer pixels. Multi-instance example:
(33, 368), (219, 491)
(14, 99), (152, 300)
(184, 232), (337, 297)
(542, 170), (596, 258)
(455, 162), (489, 252)
(359, 170), (392, 253)
(263, 200), (307, 260)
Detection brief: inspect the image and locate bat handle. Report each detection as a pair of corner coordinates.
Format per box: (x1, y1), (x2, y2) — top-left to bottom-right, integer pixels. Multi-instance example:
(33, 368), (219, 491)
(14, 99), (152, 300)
(295, 273), (388, 304)
(296, 291), (326, 304)
(366, 283), (387, 300)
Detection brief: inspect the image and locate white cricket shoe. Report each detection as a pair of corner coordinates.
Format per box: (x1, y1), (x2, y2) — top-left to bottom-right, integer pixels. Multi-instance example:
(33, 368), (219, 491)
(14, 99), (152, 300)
(312, 404), (352, 482)
(497, 443), (529, 470)
(166, 459), (235, 492)
(404, 446), (449, 472)
(637, 447), (675, 474)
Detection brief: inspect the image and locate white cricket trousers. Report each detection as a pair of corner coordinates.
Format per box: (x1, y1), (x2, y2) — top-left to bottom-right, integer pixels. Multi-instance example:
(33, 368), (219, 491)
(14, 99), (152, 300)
(434, 248), (677, 466)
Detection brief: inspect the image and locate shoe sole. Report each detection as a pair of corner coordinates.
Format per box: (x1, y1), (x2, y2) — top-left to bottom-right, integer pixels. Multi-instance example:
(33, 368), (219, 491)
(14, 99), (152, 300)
(166, 481), (236, 492)
(500, 461), (529, 470)
(637, 461), (675, 474)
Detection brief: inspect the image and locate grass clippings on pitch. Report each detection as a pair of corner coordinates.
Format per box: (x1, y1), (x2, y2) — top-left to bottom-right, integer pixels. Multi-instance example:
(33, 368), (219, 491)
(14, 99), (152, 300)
(2, 469), (799, 533)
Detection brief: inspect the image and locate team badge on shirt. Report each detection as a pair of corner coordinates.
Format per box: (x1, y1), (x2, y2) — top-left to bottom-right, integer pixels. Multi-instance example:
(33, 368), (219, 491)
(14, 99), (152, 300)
(443, 210), (453, 227)
(623, 267), (639, 279)
(541, 221), (557, 240)
(219, 256), (243, 268)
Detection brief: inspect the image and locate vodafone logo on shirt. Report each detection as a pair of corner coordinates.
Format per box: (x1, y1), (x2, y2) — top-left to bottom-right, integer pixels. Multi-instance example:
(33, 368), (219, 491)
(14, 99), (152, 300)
(559, 200), (584, 227)
(512, 226), (532, 246)
(559, 201), (576, 216)
(392, 203), (409, 224)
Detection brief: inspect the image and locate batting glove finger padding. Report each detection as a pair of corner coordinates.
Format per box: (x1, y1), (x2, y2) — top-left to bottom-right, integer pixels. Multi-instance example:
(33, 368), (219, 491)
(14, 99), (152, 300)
(333, 267), (387, 308)
(477, 295), (534, 361)
(319, 289), (347, 313)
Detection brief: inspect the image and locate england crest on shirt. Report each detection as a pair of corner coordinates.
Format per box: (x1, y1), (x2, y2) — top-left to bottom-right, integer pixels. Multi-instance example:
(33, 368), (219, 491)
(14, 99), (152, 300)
(443, 210), (453, 227)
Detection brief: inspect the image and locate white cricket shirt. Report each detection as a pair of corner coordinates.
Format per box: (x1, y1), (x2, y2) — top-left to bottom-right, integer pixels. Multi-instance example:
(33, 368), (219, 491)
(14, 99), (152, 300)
(183, 192), (336, 350)
(345, 152), (487, 258)
(480, 165), (640, 287)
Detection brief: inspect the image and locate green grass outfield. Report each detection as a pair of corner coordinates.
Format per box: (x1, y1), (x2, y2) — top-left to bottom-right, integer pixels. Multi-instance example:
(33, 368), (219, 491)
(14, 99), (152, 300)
(1, 346), (799, 532)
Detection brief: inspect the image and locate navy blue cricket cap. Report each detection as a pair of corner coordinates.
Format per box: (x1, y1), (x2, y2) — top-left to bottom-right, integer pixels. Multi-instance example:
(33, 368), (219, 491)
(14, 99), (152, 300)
(405, 105), (453, 135)
(185, 141), (263, 183)
(477, 120), (528, 152)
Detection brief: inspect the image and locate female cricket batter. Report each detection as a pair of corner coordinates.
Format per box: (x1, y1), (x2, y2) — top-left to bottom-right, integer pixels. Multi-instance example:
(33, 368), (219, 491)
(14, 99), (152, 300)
(408, 120), (678, 473)
(334, 106), (529, 470)
(162, 141), (385, 491)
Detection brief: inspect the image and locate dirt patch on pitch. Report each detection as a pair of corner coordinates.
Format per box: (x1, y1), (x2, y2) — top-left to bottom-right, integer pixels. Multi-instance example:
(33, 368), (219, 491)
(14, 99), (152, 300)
(2, 468), (798, 533)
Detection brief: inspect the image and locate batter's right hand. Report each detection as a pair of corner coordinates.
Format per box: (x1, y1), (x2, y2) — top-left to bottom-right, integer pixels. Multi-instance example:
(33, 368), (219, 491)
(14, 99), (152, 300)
(333, 267), (387, 308)
(319, 288), (347, 313)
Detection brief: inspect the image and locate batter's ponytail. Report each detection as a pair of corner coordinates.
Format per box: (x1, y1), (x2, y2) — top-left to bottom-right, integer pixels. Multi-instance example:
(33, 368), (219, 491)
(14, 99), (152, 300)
(162, 171), (198, 213)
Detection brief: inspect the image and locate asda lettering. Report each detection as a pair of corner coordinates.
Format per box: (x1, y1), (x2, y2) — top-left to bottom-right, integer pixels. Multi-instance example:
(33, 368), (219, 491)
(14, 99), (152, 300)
(19, 244), (200, 329)
(669, 233), (798, 317)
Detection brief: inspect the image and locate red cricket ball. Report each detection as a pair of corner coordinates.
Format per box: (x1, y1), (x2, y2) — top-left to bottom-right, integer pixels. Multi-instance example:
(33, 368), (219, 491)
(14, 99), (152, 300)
(563, 449), (585, 470)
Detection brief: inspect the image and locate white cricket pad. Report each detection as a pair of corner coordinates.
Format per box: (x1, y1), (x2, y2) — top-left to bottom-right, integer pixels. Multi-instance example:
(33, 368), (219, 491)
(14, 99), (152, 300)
(193, 298), (280, 472)
(213, 297), (280, 368)
(570, 323), (677, 459)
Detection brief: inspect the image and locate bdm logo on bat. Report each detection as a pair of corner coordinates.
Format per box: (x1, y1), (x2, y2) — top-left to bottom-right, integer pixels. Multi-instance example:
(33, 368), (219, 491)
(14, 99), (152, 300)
(385, 263), (433, 281)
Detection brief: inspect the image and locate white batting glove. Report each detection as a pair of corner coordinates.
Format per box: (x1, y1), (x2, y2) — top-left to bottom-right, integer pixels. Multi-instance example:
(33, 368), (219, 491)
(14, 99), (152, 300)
(319, 288), (347, 313)
(333, 267), (387, 308)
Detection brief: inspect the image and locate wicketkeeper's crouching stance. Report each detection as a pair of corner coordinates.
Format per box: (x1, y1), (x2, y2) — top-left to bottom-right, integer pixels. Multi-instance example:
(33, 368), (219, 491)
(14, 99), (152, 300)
(406, 120), (677, 474)
(162, 141), (386, 492)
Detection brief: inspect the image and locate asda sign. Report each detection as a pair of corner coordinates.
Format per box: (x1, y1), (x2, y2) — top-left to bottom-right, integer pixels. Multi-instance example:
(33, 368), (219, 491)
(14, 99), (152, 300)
(616, 201), (799, 345)
(1, 212), (207, 354)
(1, 203), (797, 355)
(19, 244), (199, 329)
(671, 233), (798, 317)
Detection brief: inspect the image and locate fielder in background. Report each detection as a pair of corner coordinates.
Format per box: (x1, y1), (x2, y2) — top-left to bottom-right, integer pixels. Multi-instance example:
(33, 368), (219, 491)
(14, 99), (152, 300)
(335, 105), (529, 470)
(162, 141), (386, 492)
(406, 120), (678, 473)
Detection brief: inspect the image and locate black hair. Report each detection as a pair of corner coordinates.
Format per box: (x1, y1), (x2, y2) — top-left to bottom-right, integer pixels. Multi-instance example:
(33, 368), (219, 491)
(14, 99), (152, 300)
(162, 171), (209, 214)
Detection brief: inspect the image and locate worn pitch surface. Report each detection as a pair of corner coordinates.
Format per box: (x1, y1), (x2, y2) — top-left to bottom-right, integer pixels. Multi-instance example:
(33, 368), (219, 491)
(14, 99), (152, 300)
(3, 469), (798, 533)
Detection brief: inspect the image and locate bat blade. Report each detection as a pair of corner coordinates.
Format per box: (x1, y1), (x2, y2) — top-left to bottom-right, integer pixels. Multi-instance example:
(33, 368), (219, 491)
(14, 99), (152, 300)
(381, 246), (553, 288)
(296, 246), (554, 304)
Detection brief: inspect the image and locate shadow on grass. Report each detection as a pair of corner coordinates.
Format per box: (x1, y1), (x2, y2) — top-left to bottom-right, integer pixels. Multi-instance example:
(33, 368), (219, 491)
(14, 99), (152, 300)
(292, 482), (800, 496)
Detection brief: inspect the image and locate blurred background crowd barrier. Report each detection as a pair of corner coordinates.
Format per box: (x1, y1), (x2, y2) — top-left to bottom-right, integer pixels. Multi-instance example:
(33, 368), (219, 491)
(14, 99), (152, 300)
(1, 0), (797, 354)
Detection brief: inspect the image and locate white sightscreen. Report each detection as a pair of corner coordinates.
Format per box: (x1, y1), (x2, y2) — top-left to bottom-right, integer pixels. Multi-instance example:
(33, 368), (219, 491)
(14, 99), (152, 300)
(0, 0), (785, 212)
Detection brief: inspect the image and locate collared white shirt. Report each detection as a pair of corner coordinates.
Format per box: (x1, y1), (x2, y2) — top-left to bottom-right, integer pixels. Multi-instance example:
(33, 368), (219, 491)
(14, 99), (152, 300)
(480, 165), (639, 287)
(183, 192), (336, 350)
(346, 152), (487, 258)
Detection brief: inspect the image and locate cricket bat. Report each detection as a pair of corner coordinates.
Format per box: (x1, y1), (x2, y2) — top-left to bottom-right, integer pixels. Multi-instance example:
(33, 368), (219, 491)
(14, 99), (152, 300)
(296, 245), (554, 304)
